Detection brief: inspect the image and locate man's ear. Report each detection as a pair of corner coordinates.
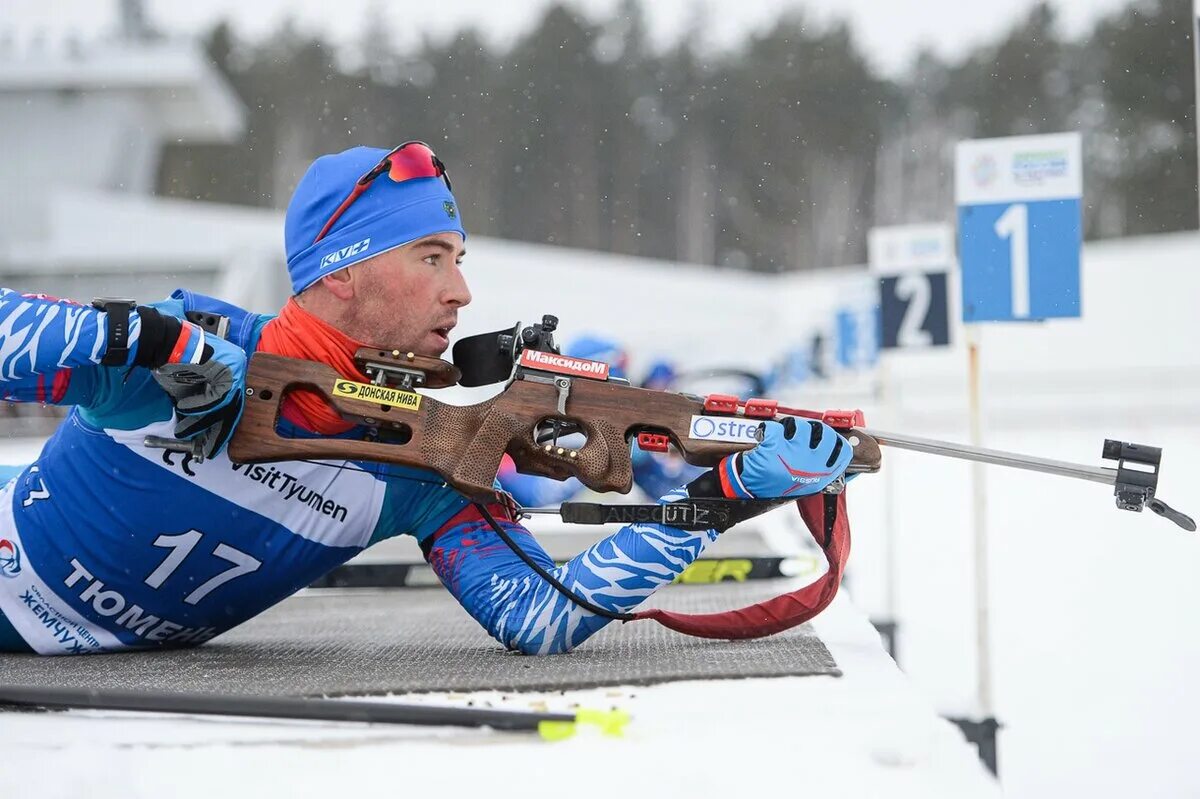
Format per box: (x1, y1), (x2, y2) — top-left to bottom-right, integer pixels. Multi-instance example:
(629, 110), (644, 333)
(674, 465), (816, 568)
(319, 267), (356, 300)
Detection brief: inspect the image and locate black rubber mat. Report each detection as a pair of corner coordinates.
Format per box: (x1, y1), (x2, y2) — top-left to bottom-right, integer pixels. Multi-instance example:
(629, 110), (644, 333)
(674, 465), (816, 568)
(0, 580), (839, 696)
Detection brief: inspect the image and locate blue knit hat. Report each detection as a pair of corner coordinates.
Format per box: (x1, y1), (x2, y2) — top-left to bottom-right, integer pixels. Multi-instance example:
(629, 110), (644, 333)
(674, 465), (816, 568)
(284, 146), (467, 294)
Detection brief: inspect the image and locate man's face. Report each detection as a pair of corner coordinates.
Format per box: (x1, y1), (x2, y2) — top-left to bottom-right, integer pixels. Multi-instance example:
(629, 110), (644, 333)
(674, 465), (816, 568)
(339, 232), (471, 356)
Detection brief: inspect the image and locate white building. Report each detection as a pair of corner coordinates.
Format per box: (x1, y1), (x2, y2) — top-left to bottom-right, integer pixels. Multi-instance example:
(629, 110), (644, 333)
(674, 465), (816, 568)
(0, 30), (287, 309)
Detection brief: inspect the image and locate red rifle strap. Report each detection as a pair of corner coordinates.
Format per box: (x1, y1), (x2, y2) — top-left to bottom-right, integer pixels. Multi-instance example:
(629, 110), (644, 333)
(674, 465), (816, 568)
(628, 491), (851, 639)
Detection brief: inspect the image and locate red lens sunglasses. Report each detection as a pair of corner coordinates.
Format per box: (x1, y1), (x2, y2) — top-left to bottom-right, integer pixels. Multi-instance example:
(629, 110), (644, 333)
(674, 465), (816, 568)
(312, 141), (452, 244)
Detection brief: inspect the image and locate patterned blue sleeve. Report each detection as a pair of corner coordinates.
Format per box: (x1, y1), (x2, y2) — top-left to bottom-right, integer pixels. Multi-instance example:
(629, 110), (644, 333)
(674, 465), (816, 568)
(0, 289), (141, 407)
(425, 487), (718, 655)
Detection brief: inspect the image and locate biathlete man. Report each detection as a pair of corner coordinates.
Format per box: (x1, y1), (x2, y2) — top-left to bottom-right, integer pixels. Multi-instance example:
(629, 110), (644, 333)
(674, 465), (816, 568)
(0, 142), (851, 656)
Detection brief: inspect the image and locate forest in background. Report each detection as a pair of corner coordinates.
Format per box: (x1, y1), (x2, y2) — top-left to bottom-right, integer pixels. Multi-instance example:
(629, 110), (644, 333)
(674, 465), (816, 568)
(158, 0), (1197, 273)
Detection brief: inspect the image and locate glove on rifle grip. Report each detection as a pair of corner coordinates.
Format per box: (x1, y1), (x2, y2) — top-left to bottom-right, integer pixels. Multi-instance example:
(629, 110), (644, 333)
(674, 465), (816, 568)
(686, 417), (846, 500)
(684, 418), (798, 499)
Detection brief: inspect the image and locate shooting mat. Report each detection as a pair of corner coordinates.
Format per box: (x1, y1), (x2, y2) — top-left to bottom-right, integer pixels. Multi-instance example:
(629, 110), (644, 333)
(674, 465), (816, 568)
(0, 580), (840, 696)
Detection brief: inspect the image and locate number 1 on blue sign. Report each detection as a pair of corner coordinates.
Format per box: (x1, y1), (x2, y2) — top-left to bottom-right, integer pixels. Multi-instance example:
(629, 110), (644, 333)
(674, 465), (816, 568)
(994, 203), (1029, 319)
(958, 198), (1080, 323)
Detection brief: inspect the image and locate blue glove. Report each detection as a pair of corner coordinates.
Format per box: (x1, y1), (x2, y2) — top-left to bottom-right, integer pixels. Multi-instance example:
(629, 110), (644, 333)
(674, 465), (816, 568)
(717, 417), (851, 498)
(149, 321), (246, 459)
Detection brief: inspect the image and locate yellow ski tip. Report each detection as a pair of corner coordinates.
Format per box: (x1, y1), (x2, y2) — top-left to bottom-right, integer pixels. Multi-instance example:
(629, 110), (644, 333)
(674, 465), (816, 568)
(537, 708), (631, 741)
(537, 720), (578, 741)
(577, 708), (631, 737)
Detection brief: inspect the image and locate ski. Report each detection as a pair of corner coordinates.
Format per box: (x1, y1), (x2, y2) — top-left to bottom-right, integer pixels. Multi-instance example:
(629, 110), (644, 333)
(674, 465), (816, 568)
(0, 685), (628, 739)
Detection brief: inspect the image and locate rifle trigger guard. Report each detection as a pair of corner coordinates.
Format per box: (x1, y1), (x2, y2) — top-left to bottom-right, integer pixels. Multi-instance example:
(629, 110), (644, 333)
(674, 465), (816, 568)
(554, 376), (571, 415)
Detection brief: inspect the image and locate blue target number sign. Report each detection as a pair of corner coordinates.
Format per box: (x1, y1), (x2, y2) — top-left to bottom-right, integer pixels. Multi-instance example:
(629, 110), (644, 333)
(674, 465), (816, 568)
(955, 133), (1082, 323)
(868, 223), (954, 350)
(835, 306), (879, 369)
(878, 271), (950, 349)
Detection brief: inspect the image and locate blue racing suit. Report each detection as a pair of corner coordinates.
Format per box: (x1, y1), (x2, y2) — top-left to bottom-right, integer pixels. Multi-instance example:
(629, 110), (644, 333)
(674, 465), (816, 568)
(0, 289), (719, 655)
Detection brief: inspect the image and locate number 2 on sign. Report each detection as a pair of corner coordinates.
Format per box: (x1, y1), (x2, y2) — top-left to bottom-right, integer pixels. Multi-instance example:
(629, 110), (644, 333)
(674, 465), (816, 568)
(895, 273), (933, 348)
(994, 203), (1030, 319)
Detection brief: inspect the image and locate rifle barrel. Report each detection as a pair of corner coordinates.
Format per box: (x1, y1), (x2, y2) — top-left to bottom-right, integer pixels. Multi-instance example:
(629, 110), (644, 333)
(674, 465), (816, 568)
(859, 428), (1116, 486)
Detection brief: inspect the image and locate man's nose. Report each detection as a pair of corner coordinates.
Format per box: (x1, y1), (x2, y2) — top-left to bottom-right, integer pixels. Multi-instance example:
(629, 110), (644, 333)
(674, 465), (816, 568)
(444, 262), (472, 308)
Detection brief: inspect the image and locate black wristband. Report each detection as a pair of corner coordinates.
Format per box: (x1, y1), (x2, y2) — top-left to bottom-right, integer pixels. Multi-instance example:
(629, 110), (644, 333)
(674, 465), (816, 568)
(686, 452), (742, 499)
(92, 298), (137, 366)
(129, 305), (184, 369)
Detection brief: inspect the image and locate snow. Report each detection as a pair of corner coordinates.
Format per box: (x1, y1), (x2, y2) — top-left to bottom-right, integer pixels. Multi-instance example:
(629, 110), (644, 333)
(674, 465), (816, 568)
(0, 592), (997, 799)
(2, 230), (1198, 796)
(826, 232), (1200, 798)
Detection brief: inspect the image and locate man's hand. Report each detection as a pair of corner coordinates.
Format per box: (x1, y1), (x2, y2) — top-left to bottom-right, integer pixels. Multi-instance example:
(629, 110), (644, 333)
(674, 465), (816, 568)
(712, 417), (851, 499)
(150, 322), (246, 459)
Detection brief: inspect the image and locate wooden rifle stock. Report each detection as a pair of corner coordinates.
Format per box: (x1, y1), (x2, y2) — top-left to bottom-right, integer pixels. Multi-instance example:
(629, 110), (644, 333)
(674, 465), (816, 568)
(228, 350), (881, 501)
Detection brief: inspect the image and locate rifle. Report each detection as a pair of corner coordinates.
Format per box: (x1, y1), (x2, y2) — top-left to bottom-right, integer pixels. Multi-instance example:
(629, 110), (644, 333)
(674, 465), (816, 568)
(224, 316), (882, 501)
(154, 314), (1194, 640)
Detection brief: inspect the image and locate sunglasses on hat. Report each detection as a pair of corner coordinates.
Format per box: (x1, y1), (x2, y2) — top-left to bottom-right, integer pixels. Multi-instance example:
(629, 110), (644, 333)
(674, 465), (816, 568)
(313, 141), (453, 245)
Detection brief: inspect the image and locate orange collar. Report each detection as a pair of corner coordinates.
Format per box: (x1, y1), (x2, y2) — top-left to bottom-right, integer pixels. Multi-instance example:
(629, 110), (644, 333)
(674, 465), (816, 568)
(257, 299), (371, 434)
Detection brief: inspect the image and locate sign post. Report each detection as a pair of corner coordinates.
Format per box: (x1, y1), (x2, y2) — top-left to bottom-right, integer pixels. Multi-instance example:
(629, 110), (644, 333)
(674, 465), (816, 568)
(868, 223), (955, 661)
(954, 131), (1083, 775)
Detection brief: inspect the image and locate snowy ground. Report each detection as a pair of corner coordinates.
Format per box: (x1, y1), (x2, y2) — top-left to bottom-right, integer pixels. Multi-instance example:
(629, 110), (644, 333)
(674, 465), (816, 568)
(4, 236), (1199, 799)
(1, 591), (997, 799)
(1, 411), (1195, 798)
